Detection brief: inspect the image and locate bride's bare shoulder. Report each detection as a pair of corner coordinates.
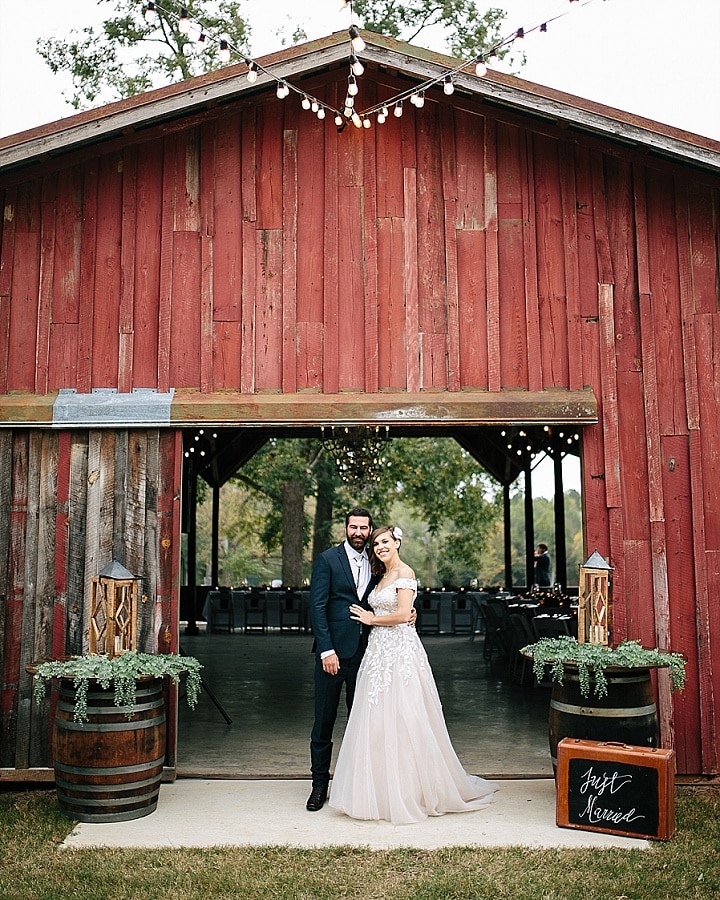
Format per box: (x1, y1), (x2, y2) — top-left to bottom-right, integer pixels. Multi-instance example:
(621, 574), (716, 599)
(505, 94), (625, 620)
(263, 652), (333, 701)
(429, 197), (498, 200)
(398, 564), (415, 581)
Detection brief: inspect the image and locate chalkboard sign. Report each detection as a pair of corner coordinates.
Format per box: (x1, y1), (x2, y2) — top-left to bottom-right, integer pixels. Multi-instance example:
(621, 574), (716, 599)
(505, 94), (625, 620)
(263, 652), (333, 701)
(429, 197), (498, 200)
(556, 739), (675, 841)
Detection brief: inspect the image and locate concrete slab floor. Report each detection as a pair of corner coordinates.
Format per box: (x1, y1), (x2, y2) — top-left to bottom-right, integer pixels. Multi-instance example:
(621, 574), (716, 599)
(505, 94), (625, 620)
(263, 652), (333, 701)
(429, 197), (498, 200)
(62, 779), (649, 850)
(176, 632), (553, 778)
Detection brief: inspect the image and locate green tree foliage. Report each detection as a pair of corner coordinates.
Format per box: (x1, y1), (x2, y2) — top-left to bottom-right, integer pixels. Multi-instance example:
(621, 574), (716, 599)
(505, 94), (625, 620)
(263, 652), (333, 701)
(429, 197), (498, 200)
(196, 437), (502, 587)
(351, 0), (509, 59)
(37, 0), (250, 109)
(476, 488), (584, 589)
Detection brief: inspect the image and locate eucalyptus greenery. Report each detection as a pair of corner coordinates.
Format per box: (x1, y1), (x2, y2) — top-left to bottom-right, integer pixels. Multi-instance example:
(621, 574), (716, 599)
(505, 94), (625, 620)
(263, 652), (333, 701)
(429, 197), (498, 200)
(521, 636), (686, 699)
(31, 651), (202, 722)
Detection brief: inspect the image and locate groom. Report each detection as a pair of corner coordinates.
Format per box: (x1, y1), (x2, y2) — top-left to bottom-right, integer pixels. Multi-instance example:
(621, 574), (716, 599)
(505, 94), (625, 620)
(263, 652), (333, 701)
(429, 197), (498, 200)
(306, 507), (375, 811)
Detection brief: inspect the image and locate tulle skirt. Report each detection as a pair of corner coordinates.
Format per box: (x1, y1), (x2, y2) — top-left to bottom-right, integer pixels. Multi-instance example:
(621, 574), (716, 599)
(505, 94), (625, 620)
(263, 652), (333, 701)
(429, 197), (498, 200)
(329, 625), (498, 825)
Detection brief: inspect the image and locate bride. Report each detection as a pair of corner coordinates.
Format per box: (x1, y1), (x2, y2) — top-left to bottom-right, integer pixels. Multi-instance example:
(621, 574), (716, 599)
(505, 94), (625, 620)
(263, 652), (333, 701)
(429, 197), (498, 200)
(329, 525), (498, 825)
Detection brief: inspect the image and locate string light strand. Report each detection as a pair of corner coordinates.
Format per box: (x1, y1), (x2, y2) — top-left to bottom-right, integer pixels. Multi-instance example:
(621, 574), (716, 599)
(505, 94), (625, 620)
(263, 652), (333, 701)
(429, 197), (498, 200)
(140, 1), (604, 131)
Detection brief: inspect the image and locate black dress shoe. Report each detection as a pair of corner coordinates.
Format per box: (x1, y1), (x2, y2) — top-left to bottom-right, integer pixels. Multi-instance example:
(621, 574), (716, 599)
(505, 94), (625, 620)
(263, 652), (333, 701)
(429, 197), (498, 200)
(306, 785), (328, 811)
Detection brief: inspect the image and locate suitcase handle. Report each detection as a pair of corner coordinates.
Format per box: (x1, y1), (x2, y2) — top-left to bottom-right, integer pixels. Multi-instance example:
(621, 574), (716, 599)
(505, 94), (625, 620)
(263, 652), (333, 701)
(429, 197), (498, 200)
(601, 741), (660, 753)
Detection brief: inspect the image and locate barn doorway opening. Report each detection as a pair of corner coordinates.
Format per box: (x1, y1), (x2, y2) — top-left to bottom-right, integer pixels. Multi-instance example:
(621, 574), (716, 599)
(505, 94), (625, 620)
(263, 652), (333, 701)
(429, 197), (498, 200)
(176, 424), (583, 778)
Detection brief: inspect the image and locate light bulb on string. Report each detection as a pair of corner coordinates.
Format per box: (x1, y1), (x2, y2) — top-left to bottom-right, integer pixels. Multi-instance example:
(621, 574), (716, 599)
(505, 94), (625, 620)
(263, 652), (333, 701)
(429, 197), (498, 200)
(347, 75), (359, 96)
(276, 81), (290, 99)
(301, 95), (311, 110)
(394, 101), (403, 117)
(377, 110), (387, 124)
(317, 106), (326, 120)
(178, 7), (191, 34)
(514, 27), (525, 46)
(363, 116), (371, 129)
(311, 99), (319, 113)
(349, 25), (366, 53)
(334, 113), (344, 126)
(349, 54), (364, 77)
(475, 55), (487, 77)
(415, 91), (425, 108)
(144, 2), (156, 23)
(344, 104), (354, 117)
(443, 74), (454, 95)
(540, 22), (548, 33)
(219, 39), (231, 63)
(246, 61), (259, 83)
(344, 95), (354, 108)
(197, 33), (208, 51)
(352, 112), (362, 128)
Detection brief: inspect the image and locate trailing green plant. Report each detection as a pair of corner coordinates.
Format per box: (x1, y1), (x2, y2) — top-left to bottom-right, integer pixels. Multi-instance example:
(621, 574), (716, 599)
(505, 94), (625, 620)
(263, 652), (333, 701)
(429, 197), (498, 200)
(521, 636), (686, 699)
(31, 651), (202, 722)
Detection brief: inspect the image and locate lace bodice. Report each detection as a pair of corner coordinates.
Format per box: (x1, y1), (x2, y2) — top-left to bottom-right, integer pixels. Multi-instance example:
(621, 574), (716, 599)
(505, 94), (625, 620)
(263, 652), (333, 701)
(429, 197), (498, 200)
(364, 578), (424, 705)
(369, 577), (417, 615)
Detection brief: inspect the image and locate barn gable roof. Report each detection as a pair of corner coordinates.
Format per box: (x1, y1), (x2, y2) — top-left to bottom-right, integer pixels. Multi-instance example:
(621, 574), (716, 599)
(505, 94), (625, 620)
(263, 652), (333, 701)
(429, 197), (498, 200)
(1, 29), (719, 177)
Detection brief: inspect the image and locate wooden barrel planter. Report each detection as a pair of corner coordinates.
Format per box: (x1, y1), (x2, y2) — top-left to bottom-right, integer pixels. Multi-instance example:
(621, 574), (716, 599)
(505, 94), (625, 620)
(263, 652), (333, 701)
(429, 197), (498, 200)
(52, 676), (166, 823)
(548, 665), (659, 771)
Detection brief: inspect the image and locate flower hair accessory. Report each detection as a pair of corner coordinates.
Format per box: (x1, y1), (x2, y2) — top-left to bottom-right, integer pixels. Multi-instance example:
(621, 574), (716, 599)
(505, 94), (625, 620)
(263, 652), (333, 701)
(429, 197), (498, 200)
(391, 526), (403, 541)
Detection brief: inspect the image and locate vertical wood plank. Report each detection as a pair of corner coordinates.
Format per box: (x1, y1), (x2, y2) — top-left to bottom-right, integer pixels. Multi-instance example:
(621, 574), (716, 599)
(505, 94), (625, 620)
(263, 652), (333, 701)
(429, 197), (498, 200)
(282, 125), (298, 393)
(254, 229), (283, 391)
(170, 231), (202, 387)
(157, 138), (176, 393)
(199, 122), (216, 392)
(35, 176), (57, 395)
(132, 142), (162, 388)
(240, 111), (257, 394)
(633, 165), (672, 744)
(92, 154), (122, 386)
(440, 105), (460, 392)
(591, 151), (614, 285)
(53, 432), (71, 660)
(376, 217), (406, 389)
(0, 431), (14, 765)
(682, 182), (717, 771)
(119, 147), (137, 393)
(403, 167), (420, 392)
(484, 118), (500, 391)
(363, 107), (379, 393)
(598, 284), (621, 508)
(522, 133), (542, 391)
(559, 142), (583, 391)
(66, 433), (89, 654)
(0, 188), (17, 394)
(16, 433), (43, 768)
(1, 434), (28, 767)
(8, 232), (40, 391)
(322, 122), (340, 394)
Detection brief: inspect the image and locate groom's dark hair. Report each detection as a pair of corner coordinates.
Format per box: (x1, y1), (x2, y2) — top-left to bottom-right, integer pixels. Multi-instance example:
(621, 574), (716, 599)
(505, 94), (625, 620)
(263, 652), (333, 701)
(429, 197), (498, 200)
(345, 507), (373, 529)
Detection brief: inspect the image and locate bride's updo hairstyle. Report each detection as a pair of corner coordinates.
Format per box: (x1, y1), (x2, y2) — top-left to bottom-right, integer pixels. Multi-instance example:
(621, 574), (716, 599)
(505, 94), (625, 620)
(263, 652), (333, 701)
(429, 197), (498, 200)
(369, 525), (402, 577)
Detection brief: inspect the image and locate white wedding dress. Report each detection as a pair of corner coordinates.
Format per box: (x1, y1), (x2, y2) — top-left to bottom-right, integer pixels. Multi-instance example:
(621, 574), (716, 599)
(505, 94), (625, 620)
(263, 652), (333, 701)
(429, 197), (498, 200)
(329, 578), (498, 824)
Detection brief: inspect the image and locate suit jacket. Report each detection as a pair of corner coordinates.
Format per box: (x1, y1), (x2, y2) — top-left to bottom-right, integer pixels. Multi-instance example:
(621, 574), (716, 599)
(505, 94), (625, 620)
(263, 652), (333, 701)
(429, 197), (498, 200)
(310, 543), (375, 659)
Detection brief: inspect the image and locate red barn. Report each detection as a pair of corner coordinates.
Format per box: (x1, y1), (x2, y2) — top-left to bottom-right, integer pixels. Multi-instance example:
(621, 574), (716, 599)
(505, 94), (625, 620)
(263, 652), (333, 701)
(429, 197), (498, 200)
(0, 31), (718, 778)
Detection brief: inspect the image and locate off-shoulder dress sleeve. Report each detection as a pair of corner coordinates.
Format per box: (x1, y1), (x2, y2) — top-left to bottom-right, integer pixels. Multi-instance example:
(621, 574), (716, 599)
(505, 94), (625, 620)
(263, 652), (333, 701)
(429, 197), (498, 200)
(394, 578), (417, 592)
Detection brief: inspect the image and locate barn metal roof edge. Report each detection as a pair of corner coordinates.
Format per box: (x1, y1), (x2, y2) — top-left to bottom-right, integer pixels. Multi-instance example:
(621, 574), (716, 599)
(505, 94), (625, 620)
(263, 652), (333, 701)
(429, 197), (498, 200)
(0, 30), (718, 177)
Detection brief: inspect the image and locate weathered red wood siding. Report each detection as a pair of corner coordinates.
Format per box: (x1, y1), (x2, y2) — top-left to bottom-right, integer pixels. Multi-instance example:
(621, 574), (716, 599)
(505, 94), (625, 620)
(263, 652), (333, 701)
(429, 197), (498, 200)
(0, 430), (181, 771)
(1, 71), (719, 773)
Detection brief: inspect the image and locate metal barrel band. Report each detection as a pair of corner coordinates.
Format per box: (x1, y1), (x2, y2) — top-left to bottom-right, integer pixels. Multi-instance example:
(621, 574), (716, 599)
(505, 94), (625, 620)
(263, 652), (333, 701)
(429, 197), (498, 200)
(55, 772), (162, 793)
(55, 713), (166, 732)
(550, 699), (657, 718)
(53, 754), (166, 777)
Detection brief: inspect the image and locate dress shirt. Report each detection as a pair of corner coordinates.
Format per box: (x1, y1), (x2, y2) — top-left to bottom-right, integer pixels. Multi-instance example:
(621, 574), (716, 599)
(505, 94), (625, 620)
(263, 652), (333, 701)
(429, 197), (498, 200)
(320, 542), (370, 661)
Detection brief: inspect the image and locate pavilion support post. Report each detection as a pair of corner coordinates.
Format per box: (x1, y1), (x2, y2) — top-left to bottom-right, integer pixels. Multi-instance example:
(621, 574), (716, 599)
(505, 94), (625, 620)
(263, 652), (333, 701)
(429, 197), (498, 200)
(553, 445), (567, 588)
(503, 483), (512, 590)
(525, 459), (535, 589)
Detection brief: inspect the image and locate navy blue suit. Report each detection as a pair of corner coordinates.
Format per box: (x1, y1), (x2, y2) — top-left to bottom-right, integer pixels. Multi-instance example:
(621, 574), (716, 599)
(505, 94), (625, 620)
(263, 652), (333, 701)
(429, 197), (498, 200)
(309, 543), (375, 789)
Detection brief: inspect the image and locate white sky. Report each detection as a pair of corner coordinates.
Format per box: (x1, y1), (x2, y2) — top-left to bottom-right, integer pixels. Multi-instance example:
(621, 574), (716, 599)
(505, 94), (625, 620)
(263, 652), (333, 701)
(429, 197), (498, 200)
(1, 0), (719, 139)
(0, 0), (712, 496)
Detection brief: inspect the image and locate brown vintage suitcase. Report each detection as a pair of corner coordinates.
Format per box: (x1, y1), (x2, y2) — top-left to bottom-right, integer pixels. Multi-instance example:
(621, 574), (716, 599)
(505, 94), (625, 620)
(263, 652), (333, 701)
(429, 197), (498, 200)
(556, 738), (675, 840)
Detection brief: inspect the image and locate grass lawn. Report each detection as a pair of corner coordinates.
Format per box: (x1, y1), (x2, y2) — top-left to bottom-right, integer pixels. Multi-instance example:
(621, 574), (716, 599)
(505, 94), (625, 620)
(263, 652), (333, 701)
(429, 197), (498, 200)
(0, 786), (718, 899)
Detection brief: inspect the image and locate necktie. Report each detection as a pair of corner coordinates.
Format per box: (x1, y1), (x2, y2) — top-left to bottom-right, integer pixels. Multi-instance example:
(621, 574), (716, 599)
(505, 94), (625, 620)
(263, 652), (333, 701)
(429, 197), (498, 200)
(354, 555), (363, 588)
